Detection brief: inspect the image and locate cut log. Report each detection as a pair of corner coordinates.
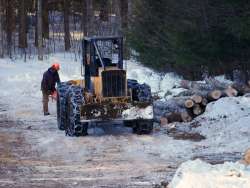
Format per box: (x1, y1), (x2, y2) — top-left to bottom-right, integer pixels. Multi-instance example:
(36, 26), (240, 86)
(190, 95), (203, 104)
(175, 90), (196, 97)
(180, 80), (213, 91)
(164, 112), (183, 123)
(181, 112), (193, 122)
(201, 98), (208, 106)
(160, 117), (168, 126)
(231, 83), (250, 96)
(193, 104), (203, 116)
(184, 99), (194, 108)
(223, 86), (238, 97)
(204, 77), (229, 90)
(207, 90), (222, 101)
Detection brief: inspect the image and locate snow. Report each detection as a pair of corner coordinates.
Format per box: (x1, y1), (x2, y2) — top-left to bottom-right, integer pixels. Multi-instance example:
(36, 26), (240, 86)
(0, 53), (83, 121)
(125, 59), (182, 98)
(199, 97), (250, 120)
(0, 55), (180, 121)
(169, 159), (250, 188)
(0, 53), (250, 187)
(122, 105), (153, 119)
(166, 96), (250, 188)
(194, 97), (250, 154)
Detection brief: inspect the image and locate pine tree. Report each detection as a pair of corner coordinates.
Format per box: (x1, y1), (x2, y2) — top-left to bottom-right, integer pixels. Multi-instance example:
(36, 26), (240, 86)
(129, 0), (250, 79)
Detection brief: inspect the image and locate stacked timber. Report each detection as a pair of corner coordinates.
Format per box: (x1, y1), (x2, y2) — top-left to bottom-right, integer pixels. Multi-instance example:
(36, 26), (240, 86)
(154, 77), (250, 125)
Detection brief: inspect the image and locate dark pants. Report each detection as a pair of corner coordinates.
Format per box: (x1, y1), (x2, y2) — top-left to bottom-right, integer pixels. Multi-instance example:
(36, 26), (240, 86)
(42, 90), (49, 114)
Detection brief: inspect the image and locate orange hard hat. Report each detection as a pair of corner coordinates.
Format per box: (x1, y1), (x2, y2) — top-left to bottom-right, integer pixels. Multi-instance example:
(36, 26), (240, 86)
(52, 63), (60, 71)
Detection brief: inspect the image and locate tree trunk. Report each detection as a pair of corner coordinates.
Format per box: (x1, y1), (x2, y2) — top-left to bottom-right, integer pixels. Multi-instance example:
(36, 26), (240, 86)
(119, 0), (129, 59)
(64, 0), (71, 51)
(42, 0), (49, 39)
(119, 0), (128, 31)
(99, 0), (109, 22)
(6, 0), (14, 58)
(0, 0), (4, 57)
(83, 0), (94, 36)
(37, 0), (43, 60)
(18, 0), (27, 49)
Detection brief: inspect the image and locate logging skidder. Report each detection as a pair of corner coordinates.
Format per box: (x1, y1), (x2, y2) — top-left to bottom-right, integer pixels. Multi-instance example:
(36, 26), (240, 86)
(56, 36), (153, 136)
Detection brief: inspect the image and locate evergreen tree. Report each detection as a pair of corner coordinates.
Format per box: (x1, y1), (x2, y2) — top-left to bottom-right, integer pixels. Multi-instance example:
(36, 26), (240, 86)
(129, 0), (250, 79)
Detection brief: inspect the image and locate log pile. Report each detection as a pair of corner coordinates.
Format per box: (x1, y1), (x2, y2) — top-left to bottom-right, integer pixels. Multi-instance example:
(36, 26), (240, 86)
(154, 77), (250, 125)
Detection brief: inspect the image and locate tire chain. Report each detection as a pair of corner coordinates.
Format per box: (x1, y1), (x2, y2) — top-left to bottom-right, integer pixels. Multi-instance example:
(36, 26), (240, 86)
(57, 82), (72, 130)
(65, 85), (86, 136)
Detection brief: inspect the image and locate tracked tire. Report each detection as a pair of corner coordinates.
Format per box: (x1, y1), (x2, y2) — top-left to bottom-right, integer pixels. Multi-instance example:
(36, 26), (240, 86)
(57, 82), (72, 130)
(133, 120), (153, 135)
(65, 86), (88, 137)
(127, 79), (152, 102)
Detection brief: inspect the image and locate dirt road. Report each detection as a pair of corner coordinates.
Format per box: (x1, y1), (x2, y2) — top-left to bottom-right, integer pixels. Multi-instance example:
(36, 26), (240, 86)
(0, 116), (178, 188)
(0, 104), (242, 188)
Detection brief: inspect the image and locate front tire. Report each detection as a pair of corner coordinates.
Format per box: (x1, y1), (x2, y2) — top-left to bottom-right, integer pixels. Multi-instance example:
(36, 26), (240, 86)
(57, 82), (72, 130)
(65, 86), (88, 137)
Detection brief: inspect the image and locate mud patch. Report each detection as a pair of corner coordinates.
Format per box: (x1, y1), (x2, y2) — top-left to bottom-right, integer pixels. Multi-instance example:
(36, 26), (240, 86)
(170, 132), (206, 142)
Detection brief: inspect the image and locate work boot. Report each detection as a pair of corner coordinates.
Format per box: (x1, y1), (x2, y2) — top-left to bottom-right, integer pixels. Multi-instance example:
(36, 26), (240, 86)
(44, 112), (50, 116)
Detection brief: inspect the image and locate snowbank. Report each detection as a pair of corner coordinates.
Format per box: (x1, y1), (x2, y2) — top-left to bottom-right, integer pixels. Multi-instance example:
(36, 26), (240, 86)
(199, 97), (250, 120)
(125, 59), (182, 98)
(169, 159), (250, 188)
(195, 97), (250, 154)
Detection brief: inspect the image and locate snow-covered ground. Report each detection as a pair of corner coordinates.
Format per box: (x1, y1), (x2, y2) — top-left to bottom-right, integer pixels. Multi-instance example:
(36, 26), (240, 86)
(0, 54), (180, 122)
(0, 53), (249, 187)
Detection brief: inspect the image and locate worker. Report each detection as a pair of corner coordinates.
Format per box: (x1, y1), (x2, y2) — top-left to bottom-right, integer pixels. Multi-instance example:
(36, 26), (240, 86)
(41, 62), (61, 116)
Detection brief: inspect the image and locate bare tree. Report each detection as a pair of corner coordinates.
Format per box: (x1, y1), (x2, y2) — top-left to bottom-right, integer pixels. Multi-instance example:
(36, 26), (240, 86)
(99, 0), (109, 22)
(0, 0), (4, 57)
(37, 0), (43, 60)
(83, 0), (94, 36)
(119, 0), (128, 31)
(119, 0), (129, 58)
(6, 0), (15, 58)
(64, 0), (71, 51)
(18, 0), (28, 49)
(42, 0), (49, 39)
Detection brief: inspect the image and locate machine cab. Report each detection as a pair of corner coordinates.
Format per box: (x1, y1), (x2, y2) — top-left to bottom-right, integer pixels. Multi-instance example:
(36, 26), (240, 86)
(82, 36), (126, 98)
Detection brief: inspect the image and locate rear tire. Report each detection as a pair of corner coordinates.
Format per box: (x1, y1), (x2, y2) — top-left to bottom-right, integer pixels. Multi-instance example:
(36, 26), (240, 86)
(127, 79), (152, 102)
(65, 86), (88, 137)
(133, 119), (153, 135)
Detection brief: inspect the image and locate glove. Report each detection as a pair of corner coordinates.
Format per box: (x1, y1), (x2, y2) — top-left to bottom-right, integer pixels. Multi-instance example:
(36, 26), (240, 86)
(51, 90), (58, 101)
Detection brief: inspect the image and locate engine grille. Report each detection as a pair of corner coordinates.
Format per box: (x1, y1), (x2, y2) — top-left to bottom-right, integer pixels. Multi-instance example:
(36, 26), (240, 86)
(102, 70), (126, 97)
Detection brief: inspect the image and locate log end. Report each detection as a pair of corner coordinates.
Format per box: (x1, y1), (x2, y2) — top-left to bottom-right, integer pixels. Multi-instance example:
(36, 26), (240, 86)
(160, 117), (168, 126)
(208, 90), (222, 100)
(185, 99), (194, 108)
(191, 95), (203, 103)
